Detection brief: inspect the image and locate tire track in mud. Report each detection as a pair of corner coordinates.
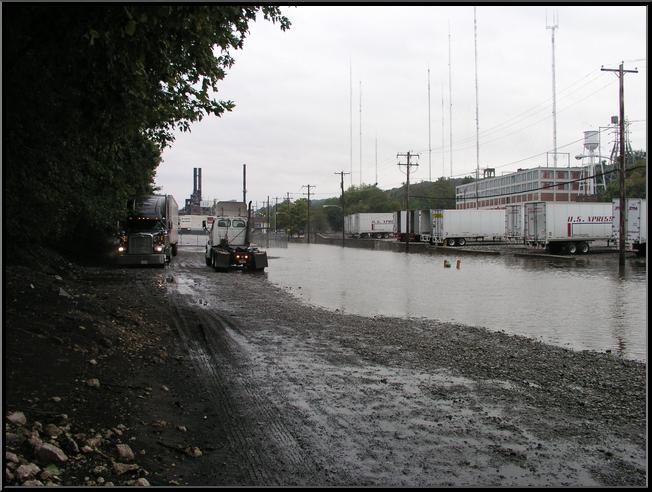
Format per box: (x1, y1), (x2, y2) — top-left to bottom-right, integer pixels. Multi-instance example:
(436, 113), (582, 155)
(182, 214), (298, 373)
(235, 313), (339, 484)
(138, 263), (324, 485)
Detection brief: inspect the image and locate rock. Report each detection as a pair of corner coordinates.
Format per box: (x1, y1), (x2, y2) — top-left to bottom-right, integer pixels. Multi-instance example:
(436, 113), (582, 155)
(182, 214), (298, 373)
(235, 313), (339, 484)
(5, 451), (20, 464)
(58, 288), (72, 298)
(86, 435), (102, 449)
(185, 447), (202, 458)
(81, 445), (93, 454)
(35, 442), (68, 464)
(50, 396), (62, 403)
(22, 479), (44, 486)
(89, 359), (98, 366)
(7, 411), (27, 426)
(161, 385), (170, 392)
(60, 434), (79, 455)
(93, 465), (108, 475)
(177, 425), (187, 432)
(45, 424), (63, 438)
(16, 463), (41, 481)
(135, 478), (151, 486)
(86, 378), (100, 388)
(116, 444), (135, 461)
(112, 462), (139, 476)
(6, 468), (15, 481)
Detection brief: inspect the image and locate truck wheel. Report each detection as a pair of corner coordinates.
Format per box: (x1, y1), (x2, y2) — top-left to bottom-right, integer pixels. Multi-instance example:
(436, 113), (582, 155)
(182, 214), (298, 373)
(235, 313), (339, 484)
(457, 238), (467, 246)
(566, 242), (577, 255)
(172, 244), (178, 256)
(446, 238), (456, 247)
(578, 242), (590, 254)
(205, 253), (212, 266)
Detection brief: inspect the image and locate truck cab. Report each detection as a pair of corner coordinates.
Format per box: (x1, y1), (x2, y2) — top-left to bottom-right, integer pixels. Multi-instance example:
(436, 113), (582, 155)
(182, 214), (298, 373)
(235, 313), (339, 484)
(205, 201), (268, 272)
(116, 195), (178, 266)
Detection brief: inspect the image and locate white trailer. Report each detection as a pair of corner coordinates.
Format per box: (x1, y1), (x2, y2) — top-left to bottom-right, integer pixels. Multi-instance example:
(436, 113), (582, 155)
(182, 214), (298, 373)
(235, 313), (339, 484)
(431, 209), (506, 246)
(612, 198), (646, 257)
(523, 201), (613, 254)
(505, 204), (525, 243)
(345, 212), (394, 238)
(393, 210), (431, 241)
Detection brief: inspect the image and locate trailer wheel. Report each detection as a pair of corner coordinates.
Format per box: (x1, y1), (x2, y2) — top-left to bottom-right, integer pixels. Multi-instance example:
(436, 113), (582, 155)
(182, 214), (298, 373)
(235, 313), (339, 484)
(578, 242), (590, 254)
(446, 238), (456, 247)
(457, 238), (467, 246)
(566, 242), (577, 255)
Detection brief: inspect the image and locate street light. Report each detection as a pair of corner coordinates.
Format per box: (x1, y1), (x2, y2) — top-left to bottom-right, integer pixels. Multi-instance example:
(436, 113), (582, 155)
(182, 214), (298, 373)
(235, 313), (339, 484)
(322, 205), (345, 247)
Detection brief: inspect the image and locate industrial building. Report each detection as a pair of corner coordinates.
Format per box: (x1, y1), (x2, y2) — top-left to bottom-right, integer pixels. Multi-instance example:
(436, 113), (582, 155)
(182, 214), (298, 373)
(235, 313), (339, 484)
(456, 127), (620, 210)
(455, 166), (592, 209)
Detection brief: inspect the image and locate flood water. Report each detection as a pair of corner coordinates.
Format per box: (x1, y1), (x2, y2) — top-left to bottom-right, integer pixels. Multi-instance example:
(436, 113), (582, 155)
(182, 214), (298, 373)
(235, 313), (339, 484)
(265, 243), (647, 362)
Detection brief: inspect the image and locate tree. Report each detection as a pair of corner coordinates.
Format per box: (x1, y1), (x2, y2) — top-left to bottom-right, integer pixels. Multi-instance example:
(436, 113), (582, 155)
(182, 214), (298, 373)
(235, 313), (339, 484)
(598, 152), (646, 201)
(3, 5), (290, 259)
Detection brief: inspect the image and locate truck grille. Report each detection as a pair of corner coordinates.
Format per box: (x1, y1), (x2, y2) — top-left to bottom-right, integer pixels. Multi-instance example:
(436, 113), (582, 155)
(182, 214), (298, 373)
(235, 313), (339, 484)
(128, 234), (153, 254)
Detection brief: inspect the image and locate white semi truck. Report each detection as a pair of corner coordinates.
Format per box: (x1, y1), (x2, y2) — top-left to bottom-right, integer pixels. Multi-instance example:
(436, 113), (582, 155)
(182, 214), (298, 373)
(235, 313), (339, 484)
(344, 212), (394, 238)
(430, 209), (506, 246)
(523, 201), (613, 254)
(204, 201), (268, 271)
(612, 198), (646, 257)
(116, 194), (179, 266)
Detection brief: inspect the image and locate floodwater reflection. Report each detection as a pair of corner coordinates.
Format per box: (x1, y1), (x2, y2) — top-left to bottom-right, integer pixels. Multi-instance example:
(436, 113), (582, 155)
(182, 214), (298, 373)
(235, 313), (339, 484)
(266, 243), (647, 362)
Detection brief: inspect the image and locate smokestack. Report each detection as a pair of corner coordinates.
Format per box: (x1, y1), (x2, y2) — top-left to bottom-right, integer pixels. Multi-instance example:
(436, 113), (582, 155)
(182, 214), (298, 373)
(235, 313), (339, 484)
(198, 168), (202, 202)
(193, 168), (198, 196)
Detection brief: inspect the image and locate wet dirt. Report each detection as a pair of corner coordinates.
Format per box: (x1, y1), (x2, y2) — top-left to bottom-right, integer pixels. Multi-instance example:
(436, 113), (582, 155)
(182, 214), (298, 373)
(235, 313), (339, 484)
(3, 247), (647, 486)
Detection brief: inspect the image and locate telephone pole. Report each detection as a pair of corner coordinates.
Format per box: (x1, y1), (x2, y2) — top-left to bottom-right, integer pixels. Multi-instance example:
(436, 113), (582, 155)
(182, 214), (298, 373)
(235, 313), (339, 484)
(335, 171), (351, 247)
(601, 62), (638, 266)
(302, 185), (315, 244)
(397, 151), (419, 252)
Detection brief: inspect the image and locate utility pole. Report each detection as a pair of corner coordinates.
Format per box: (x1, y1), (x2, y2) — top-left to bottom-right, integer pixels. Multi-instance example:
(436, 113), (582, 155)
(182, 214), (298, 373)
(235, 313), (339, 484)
(302, 185), (315, 244)
(286, 192), (292, 240)
(448, 22), (453, 178)
(427, 67), (432, 182)
(397, 151), (419, 252)
(266, 196), (270, 248)
(359, 80), (363, 186)
(335, 171), (351, 247)
(601, 62), (638, 266)
(273, 197), (280, 233)
(473, 7), (480, 209)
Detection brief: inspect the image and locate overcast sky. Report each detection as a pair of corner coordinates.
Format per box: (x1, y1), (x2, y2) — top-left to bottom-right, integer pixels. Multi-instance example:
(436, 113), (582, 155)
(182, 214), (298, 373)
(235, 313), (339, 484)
(156, 5), (647, 208)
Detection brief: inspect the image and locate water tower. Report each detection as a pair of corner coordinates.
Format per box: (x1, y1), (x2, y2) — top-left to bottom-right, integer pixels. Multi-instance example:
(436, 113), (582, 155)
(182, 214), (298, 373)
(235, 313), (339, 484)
(579, 130), (603, 195)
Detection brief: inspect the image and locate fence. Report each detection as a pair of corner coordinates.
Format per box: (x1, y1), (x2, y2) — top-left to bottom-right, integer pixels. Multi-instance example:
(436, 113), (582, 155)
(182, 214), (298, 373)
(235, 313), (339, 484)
(177, 230), (288, 248)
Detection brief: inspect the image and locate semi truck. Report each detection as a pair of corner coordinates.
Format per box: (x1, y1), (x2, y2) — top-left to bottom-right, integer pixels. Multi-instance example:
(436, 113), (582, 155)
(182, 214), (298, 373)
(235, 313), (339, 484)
(344, 212), (394, 238)
(612, 198), (646, 257)
(523, 201), (613, 254)
(430, 209), (506, 246)
(116, 194), (179, 266)
(204, 201), (268, 271)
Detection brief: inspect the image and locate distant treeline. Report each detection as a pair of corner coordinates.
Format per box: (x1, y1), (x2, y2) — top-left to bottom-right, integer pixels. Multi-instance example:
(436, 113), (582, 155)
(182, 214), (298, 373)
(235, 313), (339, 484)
(3, 5), (290, 261)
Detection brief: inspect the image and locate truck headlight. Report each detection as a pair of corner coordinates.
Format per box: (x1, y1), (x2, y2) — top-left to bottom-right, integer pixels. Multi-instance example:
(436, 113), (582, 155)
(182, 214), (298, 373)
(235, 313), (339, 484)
(154, 245), (164, 252)
(118, 246), (125, 253)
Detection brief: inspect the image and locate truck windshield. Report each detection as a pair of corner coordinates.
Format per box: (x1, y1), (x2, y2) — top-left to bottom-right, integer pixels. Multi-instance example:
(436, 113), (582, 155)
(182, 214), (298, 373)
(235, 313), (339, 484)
(232, 219), (246, 228)
(125, 218), (163, 232)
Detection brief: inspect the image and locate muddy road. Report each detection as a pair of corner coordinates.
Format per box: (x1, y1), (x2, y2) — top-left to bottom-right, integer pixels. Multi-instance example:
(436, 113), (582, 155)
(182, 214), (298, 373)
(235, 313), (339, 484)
(4, 246), (646, 486)
(161, 248), (646, 486)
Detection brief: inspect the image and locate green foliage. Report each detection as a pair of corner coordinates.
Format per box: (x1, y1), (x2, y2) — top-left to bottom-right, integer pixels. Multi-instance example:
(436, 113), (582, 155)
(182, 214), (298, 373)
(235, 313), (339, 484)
(598, 153), (647, 201)
(3, 4), (290, 259)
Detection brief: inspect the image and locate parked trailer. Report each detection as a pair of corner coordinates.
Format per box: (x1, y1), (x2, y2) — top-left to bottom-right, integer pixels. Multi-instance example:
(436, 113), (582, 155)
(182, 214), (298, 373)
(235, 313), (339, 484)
(344, 212), (394, 238)
(393, 210), (428, 241)
(505, 204), (525, 243)
(431, 209), (505, 246)
(612, 198), (646, 257)
(179, 214), (213, 232)
(523, 201), (613, 255)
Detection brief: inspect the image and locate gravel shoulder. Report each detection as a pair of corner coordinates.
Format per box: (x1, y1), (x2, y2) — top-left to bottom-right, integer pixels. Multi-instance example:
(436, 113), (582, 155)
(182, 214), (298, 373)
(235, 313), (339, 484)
(3, 247), (647, 486)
